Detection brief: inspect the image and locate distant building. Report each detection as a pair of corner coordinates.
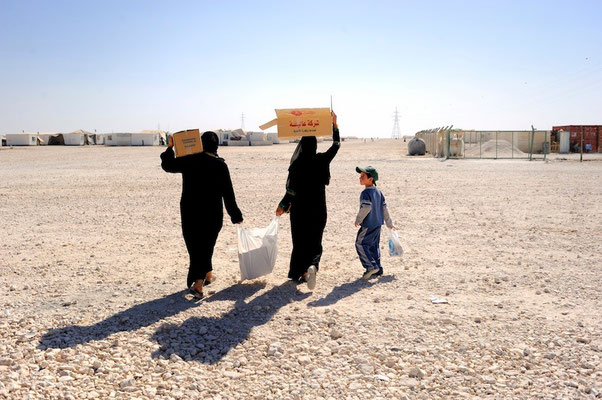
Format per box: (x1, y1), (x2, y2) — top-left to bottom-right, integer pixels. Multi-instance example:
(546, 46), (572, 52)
(6, 133), (38, 146)
(552, 125), (601, 153)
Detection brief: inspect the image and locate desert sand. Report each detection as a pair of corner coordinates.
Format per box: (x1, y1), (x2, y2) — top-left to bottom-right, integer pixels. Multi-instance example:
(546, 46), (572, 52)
(1, 140), (601, 399)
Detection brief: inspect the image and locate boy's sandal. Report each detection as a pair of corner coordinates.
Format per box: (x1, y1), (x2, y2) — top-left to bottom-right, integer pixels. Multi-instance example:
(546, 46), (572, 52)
(189, 287), (204, 299)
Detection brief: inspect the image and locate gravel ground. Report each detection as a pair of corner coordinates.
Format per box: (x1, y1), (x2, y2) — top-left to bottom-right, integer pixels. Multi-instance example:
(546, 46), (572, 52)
(1, 141), (601, 399)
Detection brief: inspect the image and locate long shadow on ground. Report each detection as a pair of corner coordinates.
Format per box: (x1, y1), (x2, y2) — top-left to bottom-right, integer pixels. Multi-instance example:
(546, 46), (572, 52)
(307, 275), (396, 308)
(150, 281), (310, 364)
(38, 284), (265, 350)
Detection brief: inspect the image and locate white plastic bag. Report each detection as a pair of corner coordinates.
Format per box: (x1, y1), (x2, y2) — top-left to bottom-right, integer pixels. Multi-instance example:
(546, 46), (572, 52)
(387, 227), (403, 257)
(237, 217), (279, 281)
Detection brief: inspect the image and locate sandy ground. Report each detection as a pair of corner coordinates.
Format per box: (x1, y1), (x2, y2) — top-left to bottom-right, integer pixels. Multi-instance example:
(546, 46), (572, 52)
(1, 140), (601, 399)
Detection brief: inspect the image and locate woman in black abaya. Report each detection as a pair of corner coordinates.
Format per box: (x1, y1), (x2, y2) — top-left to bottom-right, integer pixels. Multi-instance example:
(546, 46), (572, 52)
(276, 112), (340, 289)
(161, 131), (243, 298)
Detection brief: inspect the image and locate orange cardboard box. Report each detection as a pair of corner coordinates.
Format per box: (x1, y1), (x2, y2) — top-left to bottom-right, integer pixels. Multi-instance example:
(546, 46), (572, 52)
(260, 108), (332, 139)
(173, 129), (203, 157)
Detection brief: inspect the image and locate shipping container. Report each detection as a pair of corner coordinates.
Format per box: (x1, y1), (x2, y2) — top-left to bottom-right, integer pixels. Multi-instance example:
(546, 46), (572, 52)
(552, 125), (601, 152)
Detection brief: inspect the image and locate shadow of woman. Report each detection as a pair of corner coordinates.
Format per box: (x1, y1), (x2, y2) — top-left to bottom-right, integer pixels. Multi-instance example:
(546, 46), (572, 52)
(150, 281), (311, 364)
(307, 275), (396, 308)
(38, 283), (266, 350)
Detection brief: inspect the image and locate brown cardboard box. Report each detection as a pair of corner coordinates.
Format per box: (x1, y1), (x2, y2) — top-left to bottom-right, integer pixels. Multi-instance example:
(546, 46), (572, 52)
(173, 129), (203, 157)
(260, 108), (332, 139)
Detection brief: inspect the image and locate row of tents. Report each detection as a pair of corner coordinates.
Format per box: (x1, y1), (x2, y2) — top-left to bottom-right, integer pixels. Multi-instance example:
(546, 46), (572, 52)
(1, 129), (283, 147)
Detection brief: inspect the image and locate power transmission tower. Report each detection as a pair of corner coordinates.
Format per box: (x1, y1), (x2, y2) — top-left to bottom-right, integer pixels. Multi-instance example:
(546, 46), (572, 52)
(391, 107), (401, 139)
(241, 113), (245, 130)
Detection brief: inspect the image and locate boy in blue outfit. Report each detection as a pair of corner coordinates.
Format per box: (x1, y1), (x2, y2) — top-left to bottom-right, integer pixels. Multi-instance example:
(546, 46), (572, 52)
(354, 166), (394, 280)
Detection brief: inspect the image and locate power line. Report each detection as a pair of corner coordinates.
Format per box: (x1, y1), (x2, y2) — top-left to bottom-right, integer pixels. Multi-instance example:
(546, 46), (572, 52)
(391, 107), (401, 139)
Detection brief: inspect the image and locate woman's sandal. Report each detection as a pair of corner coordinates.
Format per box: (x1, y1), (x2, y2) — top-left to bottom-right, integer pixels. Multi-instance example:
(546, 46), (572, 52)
(189, 286), (204, 299)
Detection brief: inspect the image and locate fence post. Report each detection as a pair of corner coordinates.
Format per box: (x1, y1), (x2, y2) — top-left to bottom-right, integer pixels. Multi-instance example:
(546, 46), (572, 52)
(496, 131), (498, 159)
(447, 125), (453, 159)
(579, 125), (583, 162)
(529, 125), (535, 161)
(446, 130), (450, 160)
(512, 131), (514, 159)
(544, 130), (547, 161)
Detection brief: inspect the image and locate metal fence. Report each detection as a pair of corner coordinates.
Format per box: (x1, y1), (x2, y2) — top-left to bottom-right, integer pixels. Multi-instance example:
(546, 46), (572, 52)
(416, 127), (551, 160)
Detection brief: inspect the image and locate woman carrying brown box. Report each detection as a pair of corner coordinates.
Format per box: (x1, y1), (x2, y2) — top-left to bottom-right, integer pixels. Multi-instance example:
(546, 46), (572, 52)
(161, 131), (243, 298)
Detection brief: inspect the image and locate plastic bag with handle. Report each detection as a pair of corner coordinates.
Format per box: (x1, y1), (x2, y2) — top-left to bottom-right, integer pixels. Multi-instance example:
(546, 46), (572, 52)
(237, 217), (279, 280)
(387, 227), (403, 257)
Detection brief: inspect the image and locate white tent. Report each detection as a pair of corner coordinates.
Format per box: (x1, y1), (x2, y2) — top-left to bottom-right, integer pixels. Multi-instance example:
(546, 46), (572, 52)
(63, 129), (93, 146)
(94, 134), (105, 145)
(37, 132), (61, 145)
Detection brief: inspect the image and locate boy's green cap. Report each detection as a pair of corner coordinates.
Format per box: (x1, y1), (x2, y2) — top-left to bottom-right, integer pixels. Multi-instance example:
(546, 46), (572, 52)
(356, 166), (378, 181)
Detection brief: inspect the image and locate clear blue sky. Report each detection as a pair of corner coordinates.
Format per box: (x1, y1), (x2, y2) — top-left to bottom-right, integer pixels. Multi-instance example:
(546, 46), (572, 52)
(1, 0), (601, 137)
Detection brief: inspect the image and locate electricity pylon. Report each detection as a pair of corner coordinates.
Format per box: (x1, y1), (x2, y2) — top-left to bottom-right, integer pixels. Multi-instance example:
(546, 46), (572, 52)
(391, 107), (401, 139)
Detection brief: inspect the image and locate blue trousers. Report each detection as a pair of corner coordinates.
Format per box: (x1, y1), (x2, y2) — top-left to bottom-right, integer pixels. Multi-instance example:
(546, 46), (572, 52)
(355, 226), (382, 271)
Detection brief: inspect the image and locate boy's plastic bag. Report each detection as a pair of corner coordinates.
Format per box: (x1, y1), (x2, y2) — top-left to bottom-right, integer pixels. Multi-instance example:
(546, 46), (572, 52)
(237, 217), (279, 281)
(387, 227), (403, 257)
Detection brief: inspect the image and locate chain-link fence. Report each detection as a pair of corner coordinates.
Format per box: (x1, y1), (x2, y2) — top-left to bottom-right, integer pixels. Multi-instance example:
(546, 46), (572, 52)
(416, 128), (551, 160)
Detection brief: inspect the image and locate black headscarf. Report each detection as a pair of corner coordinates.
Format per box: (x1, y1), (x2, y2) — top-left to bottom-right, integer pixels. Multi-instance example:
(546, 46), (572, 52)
(287, 136), (331, 187)
(202, 131), (219, 155)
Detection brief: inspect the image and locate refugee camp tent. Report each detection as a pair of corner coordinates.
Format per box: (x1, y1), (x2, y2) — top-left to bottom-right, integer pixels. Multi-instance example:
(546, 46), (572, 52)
(6, 133), (38, 146)
(63, 129), (92, 146)
(232, 128), (246, 137)
(37, 132), (61, 145)
(94, 134), (105, 145)
(226, 128), (249, 146)
(48, 134), (65, 145)
(213, 129), (236, 145)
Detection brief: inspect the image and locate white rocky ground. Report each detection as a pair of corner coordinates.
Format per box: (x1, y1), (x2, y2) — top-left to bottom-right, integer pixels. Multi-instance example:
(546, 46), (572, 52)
(1, 141), (601, 399)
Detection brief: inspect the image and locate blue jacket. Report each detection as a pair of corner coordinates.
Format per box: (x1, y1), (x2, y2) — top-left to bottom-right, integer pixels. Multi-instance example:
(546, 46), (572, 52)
(355, 186), (393, 228)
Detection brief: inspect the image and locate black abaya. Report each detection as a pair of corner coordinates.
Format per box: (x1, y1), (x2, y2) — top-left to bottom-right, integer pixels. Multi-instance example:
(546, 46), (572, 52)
(161, 132), (243, 287)
(279, 128), (340, 280)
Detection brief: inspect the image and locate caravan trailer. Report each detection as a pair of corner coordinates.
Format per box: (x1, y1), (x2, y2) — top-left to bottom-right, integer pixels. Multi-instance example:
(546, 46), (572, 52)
(247, 131), (272, 146)
(104, 133), (132, 146)
(6, 133), (38, 146)
(267, 132), (281, 144)
(131, 133), (160, 146)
